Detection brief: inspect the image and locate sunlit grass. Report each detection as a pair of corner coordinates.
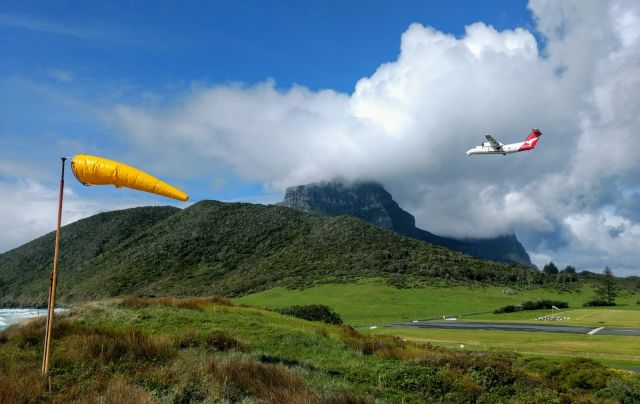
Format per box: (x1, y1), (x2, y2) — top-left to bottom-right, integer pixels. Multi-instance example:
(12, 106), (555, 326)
(4, 296), (632, 402)
(469, 306), (640, 327)
(370, 327), (640, 365)
(235, 279), (640, 325)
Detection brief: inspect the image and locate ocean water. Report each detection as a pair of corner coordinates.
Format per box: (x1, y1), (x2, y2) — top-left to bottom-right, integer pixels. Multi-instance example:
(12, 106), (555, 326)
(0, 309), (47, 331)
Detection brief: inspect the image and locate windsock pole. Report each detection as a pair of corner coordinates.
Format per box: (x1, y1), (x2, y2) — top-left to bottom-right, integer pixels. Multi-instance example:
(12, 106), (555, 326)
(42, 157), (66, 376)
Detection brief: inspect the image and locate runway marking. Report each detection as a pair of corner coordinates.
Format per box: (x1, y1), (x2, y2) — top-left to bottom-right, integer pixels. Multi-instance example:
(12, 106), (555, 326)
(587, 327), (604, 335)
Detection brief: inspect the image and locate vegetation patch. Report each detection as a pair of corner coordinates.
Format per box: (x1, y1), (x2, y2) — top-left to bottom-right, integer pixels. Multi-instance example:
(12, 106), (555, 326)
(583, 299), (617, 307)
(494, 299), (569, 314)
(0, 201), (547, 306)
(119, 295), (233, 311)
(208, 354), (315, 403)
(2, 297), (639, 403)
(175, 330), (249, 352)
(278, 304), (343, 324)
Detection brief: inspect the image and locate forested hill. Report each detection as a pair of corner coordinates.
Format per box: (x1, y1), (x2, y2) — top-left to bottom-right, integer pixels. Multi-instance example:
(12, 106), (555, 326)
(0, 201), (534, 307)
(279, 180), (532, 266)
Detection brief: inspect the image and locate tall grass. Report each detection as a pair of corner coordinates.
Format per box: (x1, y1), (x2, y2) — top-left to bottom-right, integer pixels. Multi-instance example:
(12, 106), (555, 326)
(208, 354), (316, 403)
(0, 302), (330, 403)
(119, 295), (233, 311)
(175, 330), (250, 352)
(1, 297), (634, 403)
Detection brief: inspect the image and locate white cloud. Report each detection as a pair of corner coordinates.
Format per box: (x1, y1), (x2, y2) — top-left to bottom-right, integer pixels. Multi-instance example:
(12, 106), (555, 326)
(105, 0), (640, 275)
(2, 0), (638, 276)
(0, 177), (167, 253)
(555, 211), (640, 273)
(47, 68), (74, 83)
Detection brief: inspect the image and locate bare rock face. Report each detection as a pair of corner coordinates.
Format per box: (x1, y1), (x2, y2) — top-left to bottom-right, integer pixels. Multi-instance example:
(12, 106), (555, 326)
(279, 180), (533, 266)
(279, 181), (414, 232)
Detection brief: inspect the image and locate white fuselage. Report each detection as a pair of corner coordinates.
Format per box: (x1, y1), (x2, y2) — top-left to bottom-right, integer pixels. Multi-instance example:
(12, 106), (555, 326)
(466, 141), (525, 156)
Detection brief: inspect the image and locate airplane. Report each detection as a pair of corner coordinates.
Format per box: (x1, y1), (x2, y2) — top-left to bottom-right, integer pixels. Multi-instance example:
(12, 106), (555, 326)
(466, 128), (542, 156)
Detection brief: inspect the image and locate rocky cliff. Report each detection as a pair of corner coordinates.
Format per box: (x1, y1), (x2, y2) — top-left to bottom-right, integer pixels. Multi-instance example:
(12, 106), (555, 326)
(279, 180), (532, 266)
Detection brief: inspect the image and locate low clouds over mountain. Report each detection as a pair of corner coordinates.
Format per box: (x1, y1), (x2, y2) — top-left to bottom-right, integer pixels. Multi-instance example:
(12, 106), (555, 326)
(110, 1), (640, 273)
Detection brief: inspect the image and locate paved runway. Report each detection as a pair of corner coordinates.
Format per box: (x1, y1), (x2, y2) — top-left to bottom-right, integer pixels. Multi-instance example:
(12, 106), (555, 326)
(391, 320), (640, 336)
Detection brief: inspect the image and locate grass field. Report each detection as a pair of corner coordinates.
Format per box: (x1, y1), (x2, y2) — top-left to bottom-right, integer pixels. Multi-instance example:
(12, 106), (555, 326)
(235, 279), (640, 371)
(470, 306), (640, 327)
(369, 327), (640, 363)
(7, 297), (634, 402)
(235, 278), (640, 326)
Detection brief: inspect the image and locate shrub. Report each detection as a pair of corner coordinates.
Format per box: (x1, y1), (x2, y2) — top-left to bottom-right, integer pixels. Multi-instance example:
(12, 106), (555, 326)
(545, 358), (609, 391)
(583, 299), (616, 307)
(595, 377), (640, 403)
(494, 305), (521, 314)
(521, 300), (568, 310)
(278, 304), (343, 324)
(494, 300), (568, 314)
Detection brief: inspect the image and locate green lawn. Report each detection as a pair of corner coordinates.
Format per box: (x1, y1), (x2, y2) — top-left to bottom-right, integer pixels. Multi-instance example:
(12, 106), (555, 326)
(235, 279), (640, 326)
(471, 307), (640, 327)
(370, 327), (640, 368)
(236, 280), (640, 370)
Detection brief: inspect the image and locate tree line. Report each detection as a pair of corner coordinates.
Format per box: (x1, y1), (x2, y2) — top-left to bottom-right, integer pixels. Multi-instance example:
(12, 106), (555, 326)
(542, 263), (623, 306)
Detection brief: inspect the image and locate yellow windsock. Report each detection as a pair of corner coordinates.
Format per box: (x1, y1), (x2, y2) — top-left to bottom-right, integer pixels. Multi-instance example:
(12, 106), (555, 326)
(70, 154), (189, 201)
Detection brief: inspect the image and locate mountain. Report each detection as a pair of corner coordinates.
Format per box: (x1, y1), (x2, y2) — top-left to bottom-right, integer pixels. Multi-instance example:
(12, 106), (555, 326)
(278, 180), (532, 266)
(0, 201), (533, 307)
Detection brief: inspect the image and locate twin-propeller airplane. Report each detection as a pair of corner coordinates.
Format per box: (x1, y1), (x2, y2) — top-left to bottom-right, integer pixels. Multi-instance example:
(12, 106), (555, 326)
(466, 128), (542, 156)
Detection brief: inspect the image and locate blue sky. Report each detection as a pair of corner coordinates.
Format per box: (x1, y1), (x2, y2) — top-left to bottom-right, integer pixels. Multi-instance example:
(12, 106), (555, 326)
(0, 0), (531, 204)
(1, 1), (639, 276)
(1, 1), (531, 92)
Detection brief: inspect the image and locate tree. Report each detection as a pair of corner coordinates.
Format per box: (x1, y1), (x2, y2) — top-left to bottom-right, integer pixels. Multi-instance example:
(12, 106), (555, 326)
(562, 265), (577, 284)
(543, 262), (559, 275)
(596, 266), (617, 305)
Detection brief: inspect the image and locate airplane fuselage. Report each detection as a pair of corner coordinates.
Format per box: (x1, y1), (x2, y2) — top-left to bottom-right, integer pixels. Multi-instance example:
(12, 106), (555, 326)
(466, 141), (526, 156)
(466, 129), (542, 156)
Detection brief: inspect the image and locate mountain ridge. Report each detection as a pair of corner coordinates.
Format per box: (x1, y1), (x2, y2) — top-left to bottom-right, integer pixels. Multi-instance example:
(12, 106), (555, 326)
(0, 200), (534, 307)
(278, 180), (532, 266)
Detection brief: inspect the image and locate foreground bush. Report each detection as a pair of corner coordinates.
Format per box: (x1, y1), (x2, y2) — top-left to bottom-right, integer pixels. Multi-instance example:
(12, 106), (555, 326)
(583, 299), (616, 307)
(495, 299), (568, 314)
(278, 304), (343, 324)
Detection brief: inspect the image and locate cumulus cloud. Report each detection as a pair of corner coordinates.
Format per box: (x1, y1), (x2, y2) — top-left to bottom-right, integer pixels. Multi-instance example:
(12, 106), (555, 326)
(0, 179), (97, 251)
(81, 0), (640, 274)
(0, 177), (174, 253)
(0, 1), (635, 274)
(561, 211), (640, 273)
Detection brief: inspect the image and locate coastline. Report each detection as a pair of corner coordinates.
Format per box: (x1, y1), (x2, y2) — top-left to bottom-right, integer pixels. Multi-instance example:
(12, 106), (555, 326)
(0, 308), (64, 331)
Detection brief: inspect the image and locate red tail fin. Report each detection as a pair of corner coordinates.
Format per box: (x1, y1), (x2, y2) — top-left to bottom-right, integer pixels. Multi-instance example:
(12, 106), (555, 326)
(519, 128), (542, 151)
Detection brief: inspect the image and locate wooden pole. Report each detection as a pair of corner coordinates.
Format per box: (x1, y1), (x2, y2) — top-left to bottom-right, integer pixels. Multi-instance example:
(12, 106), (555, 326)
(42, 157), (66, 376)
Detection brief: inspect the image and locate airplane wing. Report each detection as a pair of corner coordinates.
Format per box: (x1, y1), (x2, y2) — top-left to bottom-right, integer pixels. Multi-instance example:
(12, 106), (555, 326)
(485, 134), (502, 151)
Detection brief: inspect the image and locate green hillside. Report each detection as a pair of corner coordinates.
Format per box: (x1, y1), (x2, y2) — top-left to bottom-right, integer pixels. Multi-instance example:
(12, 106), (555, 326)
(0, 206), (179, 306)
(0, 201), (533, 306)
(2, 297), (637, 402)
